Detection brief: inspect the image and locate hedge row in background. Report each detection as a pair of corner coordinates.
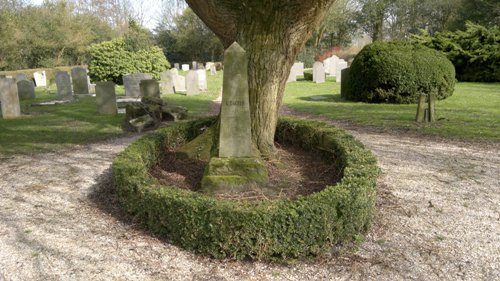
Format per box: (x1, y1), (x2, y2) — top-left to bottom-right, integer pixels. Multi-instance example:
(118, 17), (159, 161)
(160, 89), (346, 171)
(412, 22), (499, 82)
(88, 38), (170, 85)
(344, 42), (456, 104)
(112, 117), (379, 261)
(0, 66), (77, 85)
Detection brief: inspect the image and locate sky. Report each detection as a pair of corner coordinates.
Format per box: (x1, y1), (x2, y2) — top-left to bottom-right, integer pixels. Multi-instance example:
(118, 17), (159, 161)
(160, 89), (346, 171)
(30, 0), (163, 30)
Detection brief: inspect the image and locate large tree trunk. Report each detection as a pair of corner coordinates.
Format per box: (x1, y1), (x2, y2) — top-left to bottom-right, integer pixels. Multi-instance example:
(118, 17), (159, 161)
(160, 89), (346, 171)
(186, 0), (334, 156)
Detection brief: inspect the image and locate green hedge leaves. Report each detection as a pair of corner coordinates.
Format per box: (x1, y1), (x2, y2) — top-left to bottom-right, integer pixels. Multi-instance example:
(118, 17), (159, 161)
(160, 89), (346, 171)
(112, 117), (379, 261)
(344, 41), (456, 104)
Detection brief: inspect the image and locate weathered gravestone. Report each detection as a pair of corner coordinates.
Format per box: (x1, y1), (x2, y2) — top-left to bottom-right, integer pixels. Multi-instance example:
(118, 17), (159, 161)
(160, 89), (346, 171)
(33, 71), (47, 87)
(192, 61), (198, 70)
(173, 73), (186, 92)
(0, 78), (21, 119)
(197, 69), (208, 91)
(201, 42), (268, 193)
(96, 81), (117, 115)
(123, 73), (153, 97)
(55, 71), (73, 99)
(210, 64), (217, 75)
(174, 63), (180, 69)
(160, 70), (175, 94)
(71, 67), (90, 95)
(17, 80), (36, 100)
(340, 67), (350, 97)
(140, 79), (160, 98)
(181, 64), (190, 71)
(335, 60), (348, 82)
(15, 73), (27, 81)
(186, 70), (199, 96)
(313, 61), (326, 83)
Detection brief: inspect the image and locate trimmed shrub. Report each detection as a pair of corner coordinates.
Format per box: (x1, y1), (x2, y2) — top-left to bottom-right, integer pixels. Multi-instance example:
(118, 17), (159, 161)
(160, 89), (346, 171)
(303, 69), (313, 81)
(412, 22), (500, 82)
(344, 41), (456, 104)
(112, 117), (378, 261)
(88, 38), (170, 84)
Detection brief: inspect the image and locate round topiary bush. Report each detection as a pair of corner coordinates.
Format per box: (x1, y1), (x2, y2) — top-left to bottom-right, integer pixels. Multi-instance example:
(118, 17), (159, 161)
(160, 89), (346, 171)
(112, 117), (378, 261)
(343, 42), (456, 104)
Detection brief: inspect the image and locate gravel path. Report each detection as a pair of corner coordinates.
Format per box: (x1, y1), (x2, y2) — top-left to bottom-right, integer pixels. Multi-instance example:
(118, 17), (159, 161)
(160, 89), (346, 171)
(0, 114), (499, 280)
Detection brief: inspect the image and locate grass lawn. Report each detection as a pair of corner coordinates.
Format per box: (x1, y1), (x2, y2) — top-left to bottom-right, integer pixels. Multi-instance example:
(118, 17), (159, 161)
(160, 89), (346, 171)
(1, 70), (497, 155)
(283, 79), (500, 141)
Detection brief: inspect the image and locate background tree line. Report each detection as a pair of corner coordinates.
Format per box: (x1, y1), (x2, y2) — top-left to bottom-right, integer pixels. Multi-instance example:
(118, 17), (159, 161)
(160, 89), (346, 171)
(0, 0), (497, 71)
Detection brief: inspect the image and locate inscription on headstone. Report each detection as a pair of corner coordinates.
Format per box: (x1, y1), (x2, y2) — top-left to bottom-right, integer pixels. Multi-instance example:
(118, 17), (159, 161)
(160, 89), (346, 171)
(17, 80), (36, 100)
(0, 78), (21, 118)
(55, 71), (73, 99)
(96, 81), (117, 115)
(219, 42), (253, 158)
(71, 67), (90, 95)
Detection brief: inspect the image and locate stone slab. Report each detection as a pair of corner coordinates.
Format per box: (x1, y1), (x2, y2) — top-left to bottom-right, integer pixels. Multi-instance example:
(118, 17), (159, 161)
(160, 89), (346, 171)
(96, 81), (117, 115)
(0, 78), (21, 118)
(71, 67), (90, 95)
(17, 80), (36, 100)
(55, 71), (73, 99)
(123, 73), (153, 97)
(185, 70), (199, 96)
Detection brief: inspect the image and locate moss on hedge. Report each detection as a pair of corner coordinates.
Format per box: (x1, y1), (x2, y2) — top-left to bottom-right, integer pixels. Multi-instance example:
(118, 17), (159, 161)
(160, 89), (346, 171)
(112, 117), (379, 261)
(343, 41), (456, 104)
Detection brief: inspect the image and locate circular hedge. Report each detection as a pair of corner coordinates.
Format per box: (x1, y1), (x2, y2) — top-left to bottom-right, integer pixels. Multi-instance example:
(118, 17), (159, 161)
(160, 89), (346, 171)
(112, 117), (379, 261)
(343, 41), (456, 104)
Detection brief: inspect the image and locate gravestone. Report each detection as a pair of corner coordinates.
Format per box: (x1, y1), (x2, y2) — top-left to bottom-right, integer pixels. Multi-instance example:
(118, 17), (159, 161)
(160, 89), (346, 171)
(340, 67), (350, 97)
(313, 61), (326, 83)
(210, 64), (217, 75)
(140, 79), (160, 98)
(186, 70), (199, 96)
(219, 42), (253, 157)
(0, 78), (21, 119)
(205, 62), (215, 70)
(71, 67), (90, 95)
(170, 68), (179, 76)
(96, 81), (117, 115)
(181, 64), (190, 71)
(174, 63), (180, 69)
(55, 71), (73, 99)
(17, 80), (36, 100)
(323, 57), (332, 74)
(173, 74), (186, 92)
(335, 60), (348, 82)
(295, 62), (304, 77)
(33, 71), (47, 87)
(201, 42), (268, 194)
(196, 69), (208, 91)
(123, 73), (153, 97)
(287, 64), (297, 82)
(15, 73), (27, 81)
(192, 61), (198, 70)
(329, 55), (340, 76)
(160, 70), (175, 94)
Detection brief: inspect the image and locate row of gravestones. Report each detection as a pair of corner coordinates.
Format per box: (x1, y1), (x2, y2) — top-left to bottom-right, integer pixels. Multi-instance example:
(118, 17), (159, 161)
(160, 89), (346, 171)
(174, 61), (218, 76)
(320, 55), (349, 82)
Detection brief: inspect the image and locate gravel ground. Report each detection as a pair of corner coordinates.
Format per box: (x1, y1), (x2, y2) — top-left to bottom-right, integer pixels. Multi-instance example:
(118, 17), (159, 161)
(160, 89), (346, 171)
(0, 113), (499, 280)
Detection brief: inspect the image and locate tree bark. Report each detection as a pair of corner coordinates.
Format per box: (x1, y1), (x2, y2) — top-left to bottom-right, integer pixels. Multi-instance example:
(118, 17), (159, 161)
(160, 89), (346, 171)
(186, 0), (335, 156)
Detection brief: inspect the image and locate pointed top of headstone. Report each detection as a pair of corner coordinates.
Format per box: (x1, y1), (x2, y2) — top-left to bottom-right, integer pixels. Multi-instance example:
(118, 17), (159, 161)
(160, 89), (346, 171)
(227, 42), (245, 53)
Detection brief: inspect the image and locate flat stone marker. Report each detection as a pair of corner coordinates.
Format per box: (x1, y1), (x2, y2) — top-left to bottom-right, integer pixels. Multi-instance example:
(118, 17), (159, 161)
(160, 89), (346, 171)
(0, 78), (21, 119)
(219, 42), (253, 157)
(123, 73), (153, 97)
(196, 69), (208, 91)
(33, 71), (47, 87)
(55, 71), (73, 100)
(71, 67), (90, 95)
(17, 80), (36, 100)
(96, 81), (117, 115)
(160, 70), (175, 94)
(140, 79), (160, 98)
(15, 73), (27, 81)
(181, 64), (190, 71)
(313, 61), (326, 83)
(186, 70), (199, 96)
(309, 95), (328, 101)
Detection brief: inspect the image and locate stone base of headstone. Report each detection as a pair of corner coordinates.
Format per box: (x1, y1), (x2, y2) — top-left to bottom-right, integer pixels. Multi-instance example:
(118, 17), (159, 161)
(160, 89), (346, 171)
(201, 157), (269, 195)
